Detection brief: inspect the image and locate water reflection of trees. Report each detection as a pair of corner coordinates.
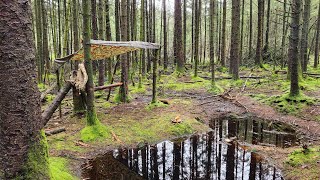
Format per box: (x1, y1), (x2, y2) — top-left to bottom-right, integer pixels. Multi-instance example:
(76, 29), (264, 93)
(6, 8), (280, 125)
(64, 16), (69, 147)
(109, 118), (286, 179)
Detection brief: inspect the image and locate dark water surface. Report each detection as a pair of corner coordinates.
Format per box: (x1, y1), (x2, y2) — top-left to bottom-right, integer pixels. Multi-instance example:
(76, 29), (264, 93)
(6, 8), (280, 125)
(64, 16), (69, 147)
(83, 117), (297, 180)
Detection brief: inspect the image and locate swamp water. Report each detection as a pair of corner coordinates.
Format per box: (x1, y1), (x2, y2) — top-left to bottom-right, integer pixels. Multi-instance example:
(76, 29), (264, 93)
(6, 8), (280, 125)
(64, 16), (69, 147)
(83, 117), (298, 180)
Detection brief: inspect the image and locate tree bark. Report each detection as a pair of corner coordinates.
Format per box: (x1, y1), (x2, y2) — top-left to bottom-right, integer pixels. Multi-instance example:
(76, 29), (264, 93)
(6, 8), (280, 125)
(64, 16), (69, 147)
(300, 0), (311, 72)
(314, 1), (320, 68)
(98, 0), (105, 86)
(174, 0), (184, 72)
(119, 0), (129, 103)
(0, 1), (49, 178)
(289, 0), (301, 96)
(220, 0), (227, 66)
(84, 0), (98, 125)
(163, 0), (168, 70)
(230, 0), (240, 79)
(72, 0), (86, 114)
(255, 0), (264, 66)
(210, 0), (215, 85)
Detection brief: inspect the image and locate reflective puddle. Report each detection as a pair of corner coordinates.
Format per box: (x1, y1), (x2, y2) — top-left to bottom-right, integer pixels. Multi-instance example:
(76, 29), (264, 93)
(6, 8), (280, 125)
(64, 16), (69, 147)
(83, 116), (297, 179)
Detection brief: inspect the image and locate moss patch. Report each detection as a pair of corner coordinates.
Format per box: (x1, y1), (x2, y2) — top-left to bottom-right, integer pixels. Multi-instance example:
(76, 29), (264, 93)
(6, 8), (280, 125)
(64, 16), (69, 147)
(285, 147), (320, 180)
(49, 157), (78, 180)
(80, 122), (111, 142)
(145, 101), (168, 110)
(108, 113), (210, 145)
(23, 130), (50, 179)
(264, 93), (316, 114)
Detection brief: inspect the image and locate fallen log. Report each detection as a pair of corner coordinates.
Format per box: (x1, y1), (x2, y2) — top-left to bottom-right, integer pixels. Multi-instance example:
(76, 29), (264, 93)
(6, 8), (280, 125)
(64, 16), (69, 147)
(42, 81), (72, 126)
(40, 83), (57, 102)
(45, 127), (66, 136)
(94, 82), (123, 91)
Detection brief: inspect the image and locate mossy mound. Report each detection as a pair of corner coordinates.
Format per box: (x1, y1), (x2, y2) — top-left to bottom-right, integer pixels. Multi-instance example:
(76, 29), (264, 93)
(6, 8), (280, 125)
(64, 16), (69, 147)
(145, 101), (168, 110)
(50, 157), (78, 180)
(265, 93), (316, 114)
(80, 122), (111, 142)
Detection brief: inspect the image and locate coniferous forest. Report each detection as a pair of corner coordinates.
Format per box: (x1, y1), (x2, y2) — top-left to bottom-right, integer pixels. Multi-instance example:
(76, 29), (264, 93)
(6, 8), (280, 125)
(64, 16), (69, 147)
(0, 0), (320, 179)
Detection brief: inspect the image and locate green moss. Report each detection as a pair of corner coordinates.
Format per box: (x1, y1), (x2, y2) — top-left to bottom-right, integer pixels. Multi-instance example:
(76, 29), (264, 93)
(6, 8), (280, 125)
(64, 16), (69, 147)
(130, 85), (147, 94)
(109, 113), (210, 145)
(46, 94), (55, 103)
(23, 130), (50, 180)
(286, 147), (320, 167)
(38, 83), (46, 92)
(49, 135), (84, 152)
(145, 101), (168, 110)
(80, 122), (111, 142)
(208, 84), (224, 94)
(168, 122), (193, 136)
(265, 93), (316, 114)
(49, 157), (78, 180)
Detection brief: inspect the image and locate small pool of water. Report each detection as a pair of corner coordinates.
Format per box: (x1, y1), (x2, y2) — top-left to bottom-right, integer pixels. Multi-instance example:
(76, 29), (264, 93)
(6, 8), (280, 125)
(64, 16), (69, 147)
(83, 116), (297, 179)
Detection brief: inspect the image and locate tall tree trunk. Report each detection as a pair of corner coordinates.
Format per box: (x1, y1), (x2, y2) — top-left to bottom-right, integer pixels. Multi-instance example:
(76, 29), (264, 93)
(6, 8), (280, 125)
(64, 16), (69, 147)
(210, 0), (215, 85)
(314, 1), (320, 68)
(105, 0), (112, 83)
(240, 0), (245, 65)
(163, 0), (168, 70)
(174, 0), (184, 72)
(0, 1), (49, 178)
(249, 0), (253, 57)
(230, 0), (240, 79)
(289, 0), (301, 96)
(183, 0), (187, 63)
(301, 0), (311, 72)
(255, 0), (264, 66)
(140, 0), (146, 85)
(264, 0), (271, 52)
(281, 0), (287, 68)
(119, 0), (129, 102)
(72, 0), (86, 114)
(84, 0), (98, 125)
(98, 0), (105, 86)
(194, 0), (200, 76)
(35, 0), (43, 82)
(91, 0), (98, 74)
(220, 0), (227, 66)
(41, 0), (50, 82)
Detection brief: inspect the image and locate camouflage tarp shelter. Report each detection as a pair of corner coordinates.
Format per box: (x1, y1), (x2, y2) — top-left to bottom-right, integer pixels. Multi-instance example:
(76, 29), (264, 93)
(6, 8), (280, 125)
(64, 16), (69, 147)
(55, 40), (160, 64)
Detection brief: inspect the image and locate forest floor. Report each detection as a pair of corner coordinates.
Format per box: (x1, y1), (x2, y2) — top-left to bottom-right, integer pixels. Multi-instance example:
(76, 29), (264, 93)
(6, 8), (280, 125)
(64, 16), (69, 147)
(43, 65), (320, 180)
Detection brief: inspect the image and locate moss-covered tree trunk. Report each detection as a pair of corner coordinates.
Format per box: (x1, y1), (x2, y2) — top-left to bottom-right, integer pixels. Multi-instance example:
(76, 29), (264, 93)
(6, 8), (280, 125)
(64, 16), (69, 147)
(249, 0), (253, 57)
(0, 1), (49, 179)
(140, 0), (146, 78)
(83, 0), (98, 125)
(289, 0), (301, 97)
